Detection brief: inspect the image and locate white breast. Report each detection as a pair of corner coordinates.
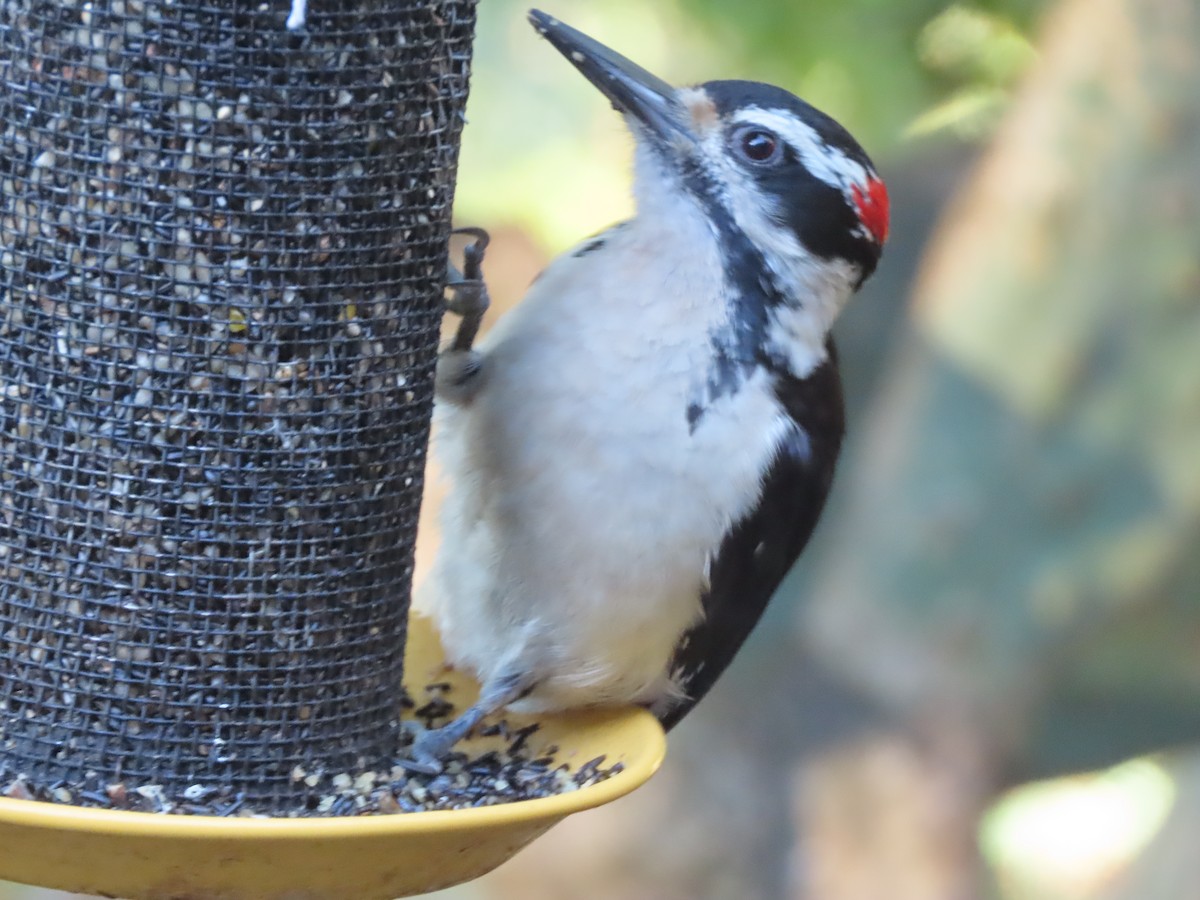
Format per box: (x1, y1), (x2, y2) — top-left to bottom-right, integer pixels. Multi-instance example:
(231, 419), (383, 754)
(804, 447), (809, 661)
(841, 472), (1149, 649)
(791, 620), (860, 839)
(426, 178), (790, 713)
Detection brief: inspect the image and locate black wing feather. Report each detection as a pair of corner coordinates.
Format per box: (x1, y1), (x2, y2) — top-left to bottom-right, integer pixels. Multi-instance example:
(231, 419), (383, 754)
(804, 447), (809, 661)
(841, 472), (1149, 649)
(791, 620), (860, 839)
(658, 344), (845, 731)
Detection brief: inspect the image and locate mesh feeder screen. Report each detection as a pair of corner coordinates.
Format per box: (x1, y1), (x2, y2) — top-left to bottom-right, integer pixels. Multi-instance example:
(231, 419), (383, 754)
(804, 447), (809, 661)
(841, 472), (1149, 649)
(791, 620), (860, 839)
(0, 0), (476, 812)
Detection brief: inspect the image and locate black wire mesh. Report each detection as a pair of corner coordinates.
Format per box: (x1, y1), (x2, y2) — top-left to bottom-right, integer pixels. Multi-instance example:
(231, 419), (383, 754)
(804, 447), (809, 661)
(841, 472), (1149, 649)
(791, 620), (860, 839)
(0, 0), (476, 811)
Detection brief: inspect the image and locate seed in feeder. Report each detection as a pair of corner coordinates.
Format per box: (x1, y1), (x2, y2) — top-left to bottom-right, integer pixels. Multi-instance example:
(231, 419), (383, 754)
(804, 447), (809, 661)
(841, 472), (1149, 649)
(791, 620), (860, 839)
(0, 0), (479, 816)
(135, 784), (166, 804)
(182, 784), (217, 801)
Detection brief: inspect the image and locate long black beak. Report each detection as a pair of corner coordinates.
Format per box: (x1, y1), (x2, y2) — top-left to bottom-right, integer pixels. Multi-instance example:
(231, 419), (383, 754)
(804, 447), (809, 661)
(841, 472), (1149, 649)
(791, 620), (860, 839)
(528, 9), (694, 148)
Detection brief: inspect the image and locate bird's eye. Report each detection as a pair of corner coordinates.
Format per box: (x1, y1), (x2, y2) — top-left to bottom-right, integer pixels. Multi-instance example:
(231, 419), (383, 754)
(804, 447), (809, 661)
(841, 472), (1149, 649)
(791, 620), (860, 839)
(735, 127), (782, 165)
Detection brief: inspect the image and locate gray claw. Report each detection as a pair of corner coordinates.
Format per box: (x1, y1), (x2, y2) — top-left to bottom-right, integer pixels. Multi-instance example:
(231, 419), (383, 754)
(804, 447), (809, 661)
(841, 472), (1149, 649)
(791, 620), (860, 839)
(398, 719), (449, 774)
(394, 754), (444, 776)
(444, 227), (491, 352)
(444, 279), (488, 319)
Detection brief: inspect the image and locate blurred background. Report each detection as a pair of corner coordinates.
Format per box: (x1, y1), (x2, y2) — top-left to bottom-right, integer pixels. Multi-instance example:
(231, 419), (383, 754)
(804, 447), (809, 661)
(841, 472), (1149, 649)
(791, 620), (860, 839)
(7, 0), (1198, 896)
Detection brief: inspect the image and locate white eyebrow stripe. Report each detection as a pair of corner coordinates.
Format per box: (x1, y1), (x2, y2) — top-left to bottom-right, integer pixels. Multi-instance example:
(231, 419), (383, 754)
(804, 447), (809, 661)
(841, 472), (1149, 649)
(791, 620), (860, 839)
(733, 107), (869, 193)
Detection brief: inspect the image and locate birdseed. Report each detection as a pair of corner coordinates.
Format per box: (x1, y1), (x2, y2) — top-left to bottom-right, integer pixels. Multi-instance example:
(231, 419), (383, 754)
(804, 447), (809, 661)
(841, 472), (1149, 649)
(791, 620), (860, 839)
(0, 0), (478, 812)
(1, 682), (624, 816)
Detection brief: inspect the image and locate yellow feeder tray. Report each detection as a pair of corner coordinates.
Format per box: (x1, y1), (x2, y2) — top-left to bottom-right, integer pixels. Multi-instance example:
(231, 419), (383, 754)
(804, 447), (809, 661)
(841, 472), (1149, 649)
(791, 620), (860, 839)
(0, 614), (666, 900)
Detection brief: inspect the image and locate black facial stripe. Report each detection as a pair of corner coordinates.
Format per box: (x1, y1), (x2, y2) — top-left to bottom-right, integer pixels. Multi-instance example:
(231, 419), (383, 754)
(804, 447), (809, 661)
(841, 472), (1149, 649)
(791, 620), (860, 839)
(678, 158), (789, 431)
(765, 169), (878, 276)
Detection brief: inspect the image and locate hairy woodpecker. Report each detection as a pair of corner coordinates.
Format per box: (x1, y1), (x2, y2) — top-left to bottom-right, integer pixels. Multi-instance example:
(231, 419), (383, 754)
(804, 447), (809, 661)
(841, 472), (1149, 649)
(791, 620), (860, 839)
(411, 10), (889, 769)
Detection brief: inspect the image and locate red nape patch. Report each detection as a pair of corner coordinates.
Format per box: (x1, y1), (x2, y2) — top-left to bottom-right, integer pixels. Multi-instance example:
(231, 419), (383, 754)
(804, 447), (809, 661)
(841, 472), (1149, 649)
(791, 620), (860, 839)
(851, 176), (890, 246)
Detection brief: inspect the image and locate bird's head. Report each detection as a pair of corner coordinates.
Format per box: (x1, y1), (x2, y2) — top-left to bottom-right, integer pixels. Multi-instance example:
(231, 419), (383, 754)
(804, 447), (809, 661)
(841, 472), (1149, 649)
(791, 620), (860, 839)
(529, 9), (888, 306)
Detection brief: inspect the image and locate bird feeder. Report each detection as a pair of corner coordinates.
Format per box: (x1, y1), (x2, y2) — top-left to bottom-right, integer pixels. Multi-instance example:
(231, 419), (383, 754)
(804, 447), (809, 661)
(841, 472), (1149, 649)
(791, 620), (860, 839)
(0, 614), (665, 898)
(0, 1), (664, 897)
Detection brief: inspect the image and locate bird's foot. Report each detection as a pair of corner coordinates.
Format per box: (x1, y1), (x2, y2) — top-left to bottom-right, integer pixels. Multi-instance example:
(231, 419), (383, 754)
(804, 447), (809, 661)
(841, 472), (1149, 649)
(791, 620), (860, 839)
(397, 672), (535, 774)
(394, 720), (450, 775)
(397, 704), (490, 775)
(444, 227), (491, 353)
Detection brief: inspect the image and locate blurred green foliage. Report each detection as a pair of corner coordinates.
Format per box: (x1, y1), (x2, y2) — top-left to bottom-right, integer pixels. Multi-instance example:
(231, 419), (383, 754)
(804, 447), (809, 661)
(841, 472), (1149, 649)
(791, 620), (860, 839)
(455, 0), (1043, 247)
(678, 0), (1039, 143)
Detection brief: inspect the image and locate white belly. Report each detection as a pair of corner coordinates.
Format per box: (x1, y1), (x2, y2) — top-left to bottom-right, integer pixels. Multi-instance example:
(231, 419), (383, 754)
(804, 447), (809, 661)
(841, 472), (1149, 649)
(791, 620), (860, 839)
(426, 214), (789, 711)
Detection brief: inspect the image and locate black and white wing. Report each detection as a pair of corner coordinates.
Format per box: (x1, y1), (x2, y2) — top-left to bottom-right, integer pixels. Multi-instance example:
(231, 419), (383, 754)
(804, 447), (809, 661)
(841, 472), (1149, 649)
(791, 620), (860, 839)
(658, 344), (845, 731)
